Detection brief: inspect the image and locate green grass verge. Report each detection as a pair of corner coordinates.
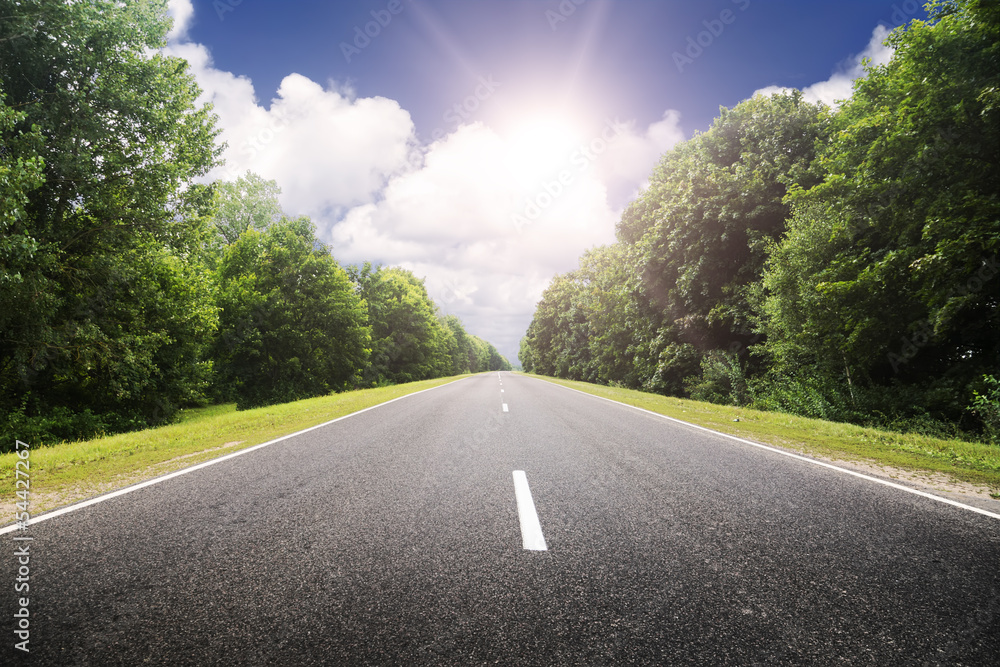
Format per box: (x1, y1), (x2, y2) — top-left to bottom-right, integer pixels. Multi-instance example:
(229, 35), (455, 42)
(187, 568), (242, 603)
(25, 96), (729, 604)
(1, 375), (470, 518)
(528, 374), (1000, 494)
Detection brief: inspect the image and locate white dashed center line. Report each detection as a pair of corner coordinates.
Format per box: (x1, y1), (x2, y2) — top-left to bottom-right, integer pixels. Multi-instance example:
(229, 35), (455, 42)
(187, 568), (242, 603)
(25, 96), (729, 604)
(512, 470), (547, 551)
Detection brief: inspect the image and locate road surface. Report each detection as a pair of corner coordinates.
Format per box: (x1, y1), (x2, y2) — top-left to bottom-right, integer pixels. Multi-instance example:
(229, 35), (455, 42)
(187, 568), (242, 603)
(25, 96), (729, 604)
(3, 372), (999, 665)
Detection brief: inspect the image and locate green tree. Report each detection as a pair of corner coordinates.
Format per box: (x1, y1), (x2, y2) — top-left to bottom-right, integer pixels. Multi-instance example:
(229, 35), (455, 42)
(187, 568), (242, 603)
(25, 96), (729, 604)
(469, 335), (511, 372)
(0, 89), (45, 291)
(521, 273), (591, 380)
(210, 171), (283, 246)
(574, 244), (670, 389)
(213, 217), (370, 409)
(0, 0), (222, 445)
(441, 314), (473, 375)
(519, 92), (831, 397)
(519, 335), (534, 373)
(519, 243), (698, 392)
(757, 0), (999, 425)
(619, 92), (830, 359)
(470, 336), (489, 373)
(349, 264), (451, 384)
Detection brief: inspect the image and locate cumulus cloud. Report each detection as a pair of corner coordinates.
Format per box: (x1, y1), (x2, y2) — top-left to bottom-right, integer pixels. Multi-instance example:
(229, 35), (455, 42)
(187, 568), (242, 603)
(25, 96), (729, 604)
(328, 114), (684, 361)
(166, 0), (194, 42)
(595, 110), (685, 205)
(753, 25), (894, 107)
(161, 0), (682, 362)
(164, 40), (415, 218)
(330, 122), (615, 330)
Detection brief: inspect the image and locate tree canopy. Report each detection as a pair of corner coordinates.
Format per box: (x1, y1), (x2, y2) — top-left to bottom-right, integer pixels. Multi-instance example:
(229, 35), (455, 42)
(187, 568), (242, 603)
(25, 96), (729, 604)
(350, 263), (510, 386)
(0, 0), (510, 448)
(213, 217), (371, 409)
(521, 0), (999, 441)
(0, 0), (221, 442)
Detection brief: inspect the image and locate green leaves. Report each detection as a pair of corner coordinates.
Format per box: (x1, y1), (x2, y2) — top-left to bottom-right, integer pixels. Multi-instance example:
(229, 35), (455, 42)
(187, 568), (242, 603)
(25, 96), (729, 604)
(0, 92), (45, 286)
(758, 0), (999, 424)
(620, 92), (831, 371)
(349, 264), (509, 385)
(524, 92), (829, 395)
(213, 218), (371, 409)
(210, 172), (284, 247)
(523, 1), (999, 439)
(0, 0), (222, 444)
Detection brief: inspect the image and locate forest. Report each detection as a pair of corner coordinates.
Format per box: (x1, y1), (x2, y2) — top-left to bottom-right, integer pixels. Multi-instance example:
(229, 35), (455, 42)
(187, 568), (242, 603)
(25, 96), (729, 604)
(520, 0), (999, 443)
(0, 1), (510, 450)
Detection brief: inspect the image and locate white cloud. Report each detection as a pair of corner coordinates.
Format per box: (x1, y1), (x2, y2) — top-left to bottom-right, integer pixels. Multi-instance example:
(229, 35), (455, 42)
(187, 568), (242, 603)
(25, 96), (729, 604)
(162, 41), (414, 218)
(329, 116), (681, 361)
(595, 110), (685, 205)
(753, 25), (894, 107)
(161, 1), (680, 363)
(166, 0), (194, 43)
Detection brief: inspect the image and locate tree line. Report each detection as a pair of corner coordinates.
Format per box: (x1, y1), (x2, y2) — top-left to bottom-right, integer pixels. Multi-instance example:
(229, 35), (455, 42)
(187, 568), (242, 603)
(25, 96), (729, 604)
(0, 1), (509, 449)
(520, 0), (999, 442)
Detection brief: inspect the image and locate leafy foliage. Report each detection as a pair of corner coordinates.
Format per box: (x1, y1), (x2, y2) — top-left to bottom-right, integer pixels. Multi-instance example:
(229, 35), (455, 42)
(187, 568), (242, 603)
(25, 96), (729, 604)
(757, 0), (999, 427)
(522, 92), (829, 395)
(620, 91), (831, 354)
(0, 2), (510, 447)
(213, 217), (370, 409)
(210, 171), (283, 247)
(350, 263), (510, 385)
(970, 376), (1000, 444)
(0, 0), (221, 446)
(521, 0), (999, 442)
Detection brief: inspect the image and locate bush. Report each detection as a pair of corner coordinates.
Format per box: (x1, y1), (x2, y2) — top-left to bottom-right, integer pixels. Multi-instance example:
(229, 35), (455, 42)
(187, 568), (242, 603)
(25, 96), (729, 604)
(643, 342), (702, 396)
(970, 375), (1000, 445)
(2, 400), (114, 452)
(879, 412), (965, 441)
(0, 390), (186, 452)
(749, 373), (860, 422)
(684, 350), (750, 406)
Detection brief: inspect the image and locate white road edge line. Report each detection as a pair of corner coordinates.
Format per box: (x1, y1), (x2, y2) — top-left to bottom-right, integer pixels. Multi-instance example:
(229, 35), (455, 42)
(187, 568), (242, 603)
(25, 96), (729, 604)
(534, 377), (1000, 522)
(513, 470), (548, 551)
(0, 377), (475, 536)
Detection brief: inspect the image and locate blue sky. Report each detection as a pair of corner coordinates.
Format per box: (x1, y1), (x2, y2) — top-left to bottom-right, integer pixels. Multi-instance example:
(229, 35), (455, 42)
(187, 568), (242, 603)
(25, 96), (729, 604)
(166, 0), (926, 363)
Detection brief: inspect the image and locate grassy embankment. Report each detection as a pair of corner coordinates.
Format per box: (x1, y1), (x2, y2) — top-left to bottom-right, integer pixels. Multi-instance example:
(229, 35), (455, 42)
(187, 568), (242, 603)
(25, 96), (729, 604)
(0, 375), (469, 521)
(529, 374), (1000, 497)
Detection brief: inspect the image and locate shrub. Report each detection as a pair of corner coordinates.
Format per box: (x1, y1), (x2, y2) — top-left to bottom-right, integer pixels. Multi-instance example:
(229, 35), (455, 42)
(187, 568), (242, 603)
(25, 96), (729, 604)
(684, 350), (750, 406)
(970, 375), (1000, 445)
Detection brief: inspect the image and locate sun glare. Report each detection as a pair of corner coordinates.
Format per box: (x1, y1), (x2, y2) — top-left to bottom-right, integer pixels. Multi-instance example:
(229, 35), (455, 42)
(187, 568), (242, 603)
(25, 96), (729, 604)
(504, 113), (586, 183)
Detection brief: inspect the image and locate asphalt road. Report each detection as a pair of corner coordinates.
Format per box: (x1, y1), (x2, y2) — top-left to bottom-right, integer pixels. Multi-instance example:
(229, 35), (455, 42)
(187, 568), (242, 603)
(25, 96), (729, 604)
(4, 372), (1000, 665)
